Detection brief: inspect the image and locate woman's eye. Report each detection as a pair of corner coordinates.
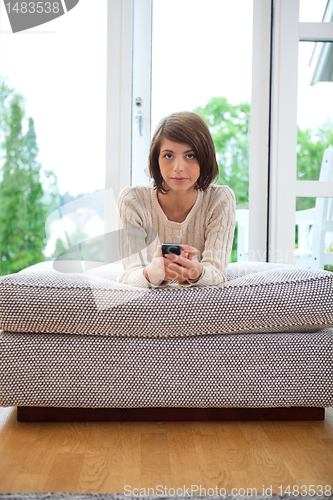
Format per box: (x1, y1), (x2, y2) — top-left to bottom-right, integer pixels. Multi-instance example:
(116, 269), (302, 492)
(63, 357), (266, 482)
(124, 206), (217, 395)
(186, 154), (195, 159)
(164, 154), (173, 159)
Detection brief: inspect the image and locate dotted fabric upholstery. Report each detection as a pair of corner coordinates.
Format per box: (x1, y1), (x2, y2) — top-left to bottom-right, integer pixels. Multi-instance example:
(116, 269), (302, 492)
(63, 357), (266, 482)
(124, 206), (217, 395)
(0, 262), (332, 338)
(0, 329), (332, 408)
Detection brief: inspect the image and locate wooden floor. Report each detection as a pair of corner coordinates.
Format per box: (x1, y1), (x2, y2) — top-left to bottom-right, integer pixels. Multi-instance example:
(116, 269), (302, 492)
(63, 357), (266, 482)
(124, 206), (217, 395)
(0, 406), (332, 494)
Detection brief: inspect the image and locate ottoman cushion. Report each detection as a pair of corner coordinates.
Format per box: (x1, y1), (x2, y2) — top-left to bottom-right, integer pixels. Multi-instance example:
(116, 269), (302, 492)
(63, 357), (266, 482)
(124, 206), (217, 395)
(0, 262), (332, 338)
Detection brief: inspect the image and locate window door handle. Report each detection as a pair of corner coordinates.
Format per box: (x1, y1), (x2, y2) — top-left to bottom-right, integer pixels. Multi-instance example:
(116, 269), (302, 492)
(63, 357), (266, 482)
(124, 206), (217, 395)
(135, 109), (143, 136)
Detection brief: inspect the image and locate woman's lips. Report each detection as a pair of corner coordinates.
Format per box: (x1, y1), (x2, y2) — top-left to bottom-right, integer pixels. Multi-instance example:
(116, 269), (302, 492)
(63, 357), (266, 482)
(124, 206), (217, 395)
(171, 177), (188, 182)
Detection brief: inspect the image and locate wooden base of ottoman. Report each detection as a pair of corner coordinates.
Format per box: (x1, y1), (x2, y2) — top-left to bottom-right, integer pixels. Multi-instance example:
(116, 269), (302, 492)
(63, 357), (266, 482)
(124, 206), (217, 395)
(17, 406), (325, 422)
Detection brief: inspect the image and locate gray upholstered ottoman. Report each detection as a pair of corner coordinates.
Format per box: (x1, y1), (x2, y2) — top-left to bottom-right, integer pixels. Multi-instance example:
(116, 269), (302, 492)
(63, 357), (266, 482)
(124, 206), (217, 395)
(0, 262), (332, 421)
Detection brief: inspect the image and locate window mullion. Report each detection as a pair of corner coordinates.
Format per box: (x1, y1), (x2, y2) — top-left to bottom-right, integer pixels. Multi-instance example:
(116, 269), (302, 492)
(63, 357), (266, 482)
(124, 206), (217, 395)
(248, 0), (272, 262)
(269, 0), (299, 264)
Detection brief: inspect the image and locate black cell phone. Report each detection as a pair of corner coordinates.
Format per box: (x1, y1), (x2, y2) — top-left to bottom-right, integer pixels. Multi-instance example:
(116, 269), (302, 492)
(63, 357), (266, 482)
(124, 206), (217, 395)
(161, 243), (181, 257)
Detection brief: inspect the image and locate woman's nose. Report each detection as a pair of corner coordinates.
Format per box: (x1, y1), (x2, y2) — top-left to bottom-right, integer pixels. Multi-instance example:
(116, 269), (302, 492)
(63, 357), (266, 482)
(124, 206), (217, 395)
(174, 157), (184, 171)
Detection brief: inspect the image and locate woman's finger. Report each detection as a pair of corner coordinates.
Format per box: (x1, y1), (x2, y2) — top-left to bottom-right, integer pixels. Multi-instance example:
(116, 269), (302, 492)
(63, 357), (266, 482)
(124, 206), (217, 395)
(165, 253), (194, 268)
(165, 265), (182, 280)
(154, 245), (162, 257)
(180, 244), (198, 255)
(164, 259), (185, 278)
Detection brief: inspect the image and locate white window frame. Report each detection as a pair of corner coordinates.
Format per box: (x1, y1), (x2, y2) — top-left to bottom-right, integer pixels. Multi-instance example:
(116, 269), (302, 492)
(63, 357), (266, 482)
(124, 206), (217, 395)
(269, 0), (333, 264)
(131, 0), (152, 186)
(105, 0), (133, 205)
(105, 0), (152, 209)
(248, 0), (272, 262)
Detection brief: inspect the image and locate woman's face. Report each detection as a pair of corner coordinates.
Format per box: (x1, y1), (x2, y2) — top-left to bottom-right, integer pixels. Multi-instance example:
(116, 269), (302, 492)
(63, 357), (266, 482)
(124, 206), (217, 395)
(158, 138), (200, 195)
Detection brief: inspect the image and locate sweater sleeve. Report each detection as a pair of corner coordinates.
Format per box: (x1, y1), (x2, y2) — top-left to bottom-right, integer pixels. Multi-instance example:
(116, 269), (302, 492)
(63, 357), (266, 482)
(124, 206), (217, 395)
(116, 187), (168, 288)
(180, 186), (236, 287)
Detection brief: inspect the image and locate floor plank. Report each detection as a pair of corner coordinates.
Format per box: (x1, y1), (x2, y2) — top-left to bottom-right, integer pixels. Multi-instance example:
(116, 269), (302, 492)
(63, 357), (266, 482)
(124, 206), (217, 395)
(43, 452), (85, 492)
(76, 447), (111, 493)
(166, 422), (203, 487)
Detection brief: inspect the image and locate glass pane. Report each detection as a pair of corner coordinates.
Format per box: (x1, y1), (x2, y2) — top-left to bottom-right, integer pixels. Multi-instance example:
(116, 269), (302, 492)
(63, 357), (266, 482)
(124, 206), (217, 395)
(0, 2), (107, 275)
(299, 0), (331, 22)
(297, 42), (333, 181)
(151, 0), (253, 263)
(295, 196), (333, 272)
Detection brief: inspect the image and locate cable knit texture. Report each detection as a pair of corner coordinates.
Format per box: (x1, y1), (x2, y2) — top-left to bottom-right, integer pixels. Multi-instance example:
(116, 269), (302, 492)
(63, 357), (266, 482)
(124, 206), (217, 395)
(117, 182), (236, 288)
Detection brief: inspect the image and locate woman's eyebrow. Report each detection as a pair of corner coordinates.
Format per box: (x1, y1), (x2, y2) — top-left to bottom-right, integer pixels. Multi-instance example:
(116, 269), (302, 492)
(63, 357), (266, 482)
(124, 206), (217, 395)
(161, 149), (194, 153)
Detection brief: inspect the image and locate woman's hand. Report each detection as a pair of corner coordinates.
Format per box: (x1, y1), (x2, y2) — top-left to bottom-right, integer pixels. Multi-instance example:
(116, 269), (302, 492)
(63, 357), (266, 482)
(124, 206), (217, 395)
(164, 244), (203, 283)
(143, 245), (166, 285)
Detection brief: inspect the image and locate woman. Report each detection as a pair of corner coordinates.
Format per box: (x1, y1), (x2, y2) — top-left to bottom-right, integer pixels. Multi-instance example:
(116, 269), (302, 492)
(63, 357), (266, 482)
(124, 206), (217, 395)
(117, 111), (236, 288)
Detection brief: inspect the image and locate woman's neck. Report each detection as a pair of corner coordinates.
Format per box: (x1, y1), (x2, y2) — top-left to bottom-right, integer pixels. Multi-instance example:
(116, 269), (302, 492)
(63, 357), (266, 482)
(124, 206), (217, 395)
(157, 187), (198, 222)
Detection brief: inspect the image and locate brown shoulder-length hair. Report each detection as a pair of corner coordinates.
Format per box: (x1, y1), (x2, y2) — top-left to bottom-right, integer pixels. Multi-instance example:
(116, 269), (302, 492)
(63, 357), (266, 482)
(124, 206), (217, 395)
(149, 111), (219, 194)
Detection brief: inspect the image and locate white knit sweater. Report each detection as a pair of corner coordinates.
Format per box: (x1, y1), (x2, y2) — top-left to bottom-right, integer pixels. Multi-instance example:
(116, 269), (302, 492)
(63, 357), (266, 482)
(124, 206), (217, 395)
(116, 182), (236, 288)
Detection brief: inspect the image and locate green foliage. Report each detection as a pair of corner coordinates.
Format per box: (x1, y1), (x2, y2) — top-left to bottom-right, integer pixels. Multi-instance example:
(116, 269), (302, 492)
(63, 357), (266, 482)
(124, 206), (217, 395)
(60, 190), (104, 219)
(194, 96), (250, 262)
(194, 96), (250, 208)
(51, 237), (67, 261)
(297, 119), (333, 210)
(0, 79), (58, 275)
(51, 223), (104, 263)
(51, 225), (89, 261)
